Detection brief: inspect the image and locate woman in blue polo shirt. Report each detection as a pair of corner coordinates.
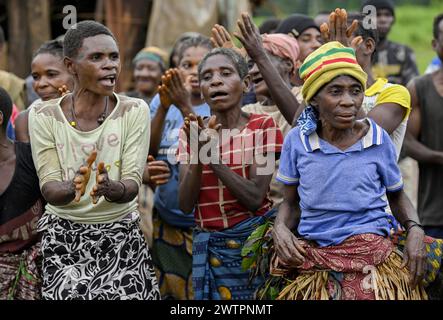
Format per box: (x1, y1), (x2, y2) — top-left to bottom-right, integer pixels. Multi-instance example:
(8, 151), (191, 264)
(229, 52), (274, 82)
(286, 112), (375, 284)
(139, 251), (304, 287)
(273, 42), (428, 300)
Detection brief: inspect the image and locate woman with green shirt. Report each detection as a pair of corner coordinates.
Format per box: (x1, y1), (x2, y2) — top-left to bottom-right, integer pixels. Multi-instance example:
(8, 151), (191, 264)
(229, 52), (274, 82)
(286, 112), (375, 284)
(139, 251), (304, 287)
(28, 21), (159, 300)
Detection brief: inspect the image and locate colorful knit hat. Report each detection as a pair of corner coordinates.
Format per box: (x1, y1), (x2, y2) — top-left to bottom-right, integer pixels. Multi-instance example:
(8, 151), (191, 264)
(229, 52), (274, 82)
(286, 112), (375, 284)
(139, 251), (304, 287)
(299, 41), (367, 103)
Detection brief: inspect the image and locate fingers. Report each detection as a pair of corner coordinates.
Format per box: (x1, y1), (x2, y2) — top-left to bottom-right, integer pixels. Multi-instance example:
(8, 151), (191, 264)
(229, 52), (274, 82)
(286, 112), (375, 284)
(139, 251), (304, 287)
(320, 23), (330, 43)
(86, 151), (97, 168)
(197, 116), (205, 129)
(351, 36), (363, 50)
(233, 31), (245, 46)
(97, 162), (106, 175)
(147, 155), (156, 163)
(329, 11), (337, 40)
(207, 115), (217, 129)
(211, 26), (224, 48)
(346, 19), (359, 38)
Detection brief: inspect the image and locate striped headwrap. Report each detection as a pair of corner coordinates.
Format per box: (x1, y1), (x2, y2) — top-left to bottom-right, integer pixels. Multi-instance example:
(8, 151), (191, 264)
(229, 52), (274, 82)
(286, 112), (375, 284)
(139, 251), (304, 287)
(133, 47), (168, 70)
(299, 41), (367, 103)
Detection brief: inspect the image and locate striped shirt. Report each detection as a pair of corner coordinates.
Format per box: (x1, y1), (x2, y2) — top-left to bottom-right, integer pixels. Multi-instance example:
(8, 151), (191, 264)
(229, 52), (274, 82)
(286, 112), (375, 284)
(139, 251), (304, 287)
(178, 114), (283, 231)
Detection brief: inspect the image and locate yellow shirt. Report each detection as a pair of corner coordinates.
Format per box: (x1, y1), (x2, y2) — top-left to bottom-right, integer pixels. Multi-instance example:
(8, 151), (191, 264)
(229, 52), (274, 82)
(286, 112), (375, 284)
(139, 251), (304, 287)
(362, 78), (411, 159)
(29, 94), (151, 224)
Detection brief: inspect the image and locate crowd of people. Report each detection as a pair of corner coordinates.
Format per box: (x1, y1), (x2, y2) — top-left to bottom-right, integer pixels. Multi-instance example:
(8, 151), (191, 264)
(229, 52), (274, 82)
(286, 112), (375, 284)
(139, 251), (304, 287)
(1, 0), (443, 301)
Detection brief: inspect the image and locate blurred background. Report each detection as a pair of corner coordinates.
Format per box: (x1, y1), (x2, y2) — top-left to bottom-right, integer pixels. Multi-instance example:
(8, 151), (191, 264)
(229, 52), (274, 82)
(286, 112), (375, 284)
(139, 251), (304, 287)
(0, 0), (441, 91)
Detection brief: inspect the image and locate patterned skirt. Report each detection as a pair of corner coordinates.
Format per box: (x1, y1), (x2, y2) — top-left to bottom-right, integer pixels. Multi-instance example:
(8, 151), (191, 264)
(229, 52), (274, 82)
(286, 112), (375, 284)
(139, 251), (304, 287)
(0, 243), (42, 300)
(37, 212), (160, 300)
(151, 215), (194, 300)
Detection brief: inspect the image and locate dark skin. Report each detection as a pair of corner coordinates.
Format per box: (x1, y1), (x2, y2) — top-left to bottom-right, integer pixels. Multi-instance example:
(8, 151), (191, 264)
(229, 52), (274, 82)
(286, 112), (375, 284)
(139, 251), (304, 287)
(15, 53), (74, 143)
(179, 54), (274, 214)
(274, 75), (426, 288)
(404, 19), (443, 165)
(149, 46), (209, 157)
(233, 13), (301, 126)
(376, 8), (395, 42)
(319, 8), (407, 135)
(0, 113), (16, 197)
(142, 155), (171, 188)
(41, 34), (138, 206)
(133, 59), (163, 100)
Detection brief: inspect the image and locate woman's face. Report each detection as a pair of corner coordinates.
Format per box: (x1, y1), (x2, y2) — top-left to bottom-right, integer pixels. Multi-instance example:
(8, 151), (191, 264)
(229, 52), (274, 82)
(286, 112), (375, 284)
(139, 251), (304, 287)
(313, 75), (364, 130)
(248, 51), (290, 102)
(134, 59), (163, 97)
(297, 28), (322, 63)
(31, 53), (73, 101)
(178, 46), (209, 96)
(69, 34), (121, 96)
(199, 54), (246, 112)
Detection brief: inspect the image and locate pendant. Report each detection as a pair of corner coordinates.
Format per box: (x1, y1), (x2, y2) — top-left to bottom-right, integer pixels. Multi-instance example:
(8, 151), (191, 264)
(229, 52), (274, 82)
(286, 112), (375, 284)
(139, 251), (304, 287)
(70, 121), (76, 127)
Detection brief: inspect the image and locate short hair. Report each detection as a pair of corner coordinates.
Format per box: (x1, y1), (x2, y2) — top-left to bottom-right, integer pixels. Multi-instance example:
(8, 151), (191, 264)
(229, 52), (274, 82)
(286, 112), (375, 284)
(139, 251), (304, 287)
(33, 39), (64, 60)
(433, 13), (443, 40)
(0, 87), (13, 131)
(0, 25), (5, 46)
(169, 32), (201, 68)
(63, 20), (117, 59)
(177, 34), (213, 65)
(198, 48), (249, 81)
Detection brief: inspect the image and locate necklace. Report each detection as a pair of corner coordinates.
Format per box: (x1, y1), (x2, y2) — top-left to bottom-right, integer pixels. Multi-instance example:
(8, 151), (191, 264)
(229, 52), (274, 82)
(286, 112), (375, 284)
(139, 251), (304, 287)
(70, 95), (109, 130)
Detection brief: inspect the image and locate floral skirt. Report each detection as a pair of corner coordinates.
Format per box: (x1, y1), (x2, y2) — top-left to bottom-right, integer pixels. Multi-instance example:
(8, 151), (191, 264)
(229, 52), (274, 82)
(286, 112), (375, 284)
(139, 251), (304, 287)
(37, 213), (160, 300)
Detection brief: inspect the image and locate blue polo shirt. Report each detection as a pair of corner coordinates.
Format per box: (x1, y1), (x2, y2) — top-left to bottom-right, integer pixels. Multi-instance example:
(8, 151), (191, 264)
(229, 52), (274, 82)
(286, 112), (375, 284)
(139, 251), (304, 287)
(150, 93), (211, 228)
(277, 119), (403, 247)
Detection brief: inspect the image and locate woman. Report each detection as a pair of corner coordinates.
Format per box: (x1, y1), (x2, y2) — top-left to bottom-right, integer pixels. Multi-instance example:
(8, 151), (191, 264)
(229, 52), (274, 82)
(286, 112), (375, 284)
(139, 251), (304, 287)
(14, 39), (74, 143)
(149, 34), (212, 300)
(0, 87), (44, 300)
(178, 48), (283, 300)
(272, 41), (427, 300)
(124, 46), (167, 104)
(28, 21), (159, 300)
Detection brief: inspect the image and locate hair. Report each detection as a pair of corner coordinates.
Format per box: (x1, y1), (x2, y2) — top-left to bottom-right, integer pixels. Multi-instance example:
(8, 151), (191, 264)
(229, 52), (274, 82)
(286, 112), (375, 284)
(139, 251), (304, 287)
(33, 39), (64, 60)
(63, 20), (117, 59)
(259, 18), (281, 34)
(177, 34), (213, 66)
(348, 12), (379, 46)
(433, 13), (443, 40)
(0, 87), (13, 131)
(0, 25), (5, 46)
(198, 48), (249, 81)
(169, 32), (201, 68)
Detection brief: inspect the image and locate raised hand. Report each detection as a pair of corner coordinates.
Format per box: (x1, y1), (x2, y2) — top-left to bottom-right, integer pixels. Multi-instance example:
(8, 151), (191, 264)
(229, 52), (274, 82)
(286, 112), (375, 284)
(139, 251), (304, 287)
(234, 12), (266, 61)
(320, 8), (362, 50)
(161, 68), (192, 114)
(90, 161), (110, 204)
(73, 150), (97, 202)
(211, 24), (244, 56)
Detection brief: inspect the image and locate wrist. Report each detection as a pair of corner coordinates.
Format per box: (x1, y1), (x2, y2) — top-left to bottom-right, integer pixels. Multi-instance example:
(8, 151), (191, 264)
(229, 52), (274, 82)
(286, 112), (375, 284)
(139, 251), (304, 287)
(105, 180), (126, 203)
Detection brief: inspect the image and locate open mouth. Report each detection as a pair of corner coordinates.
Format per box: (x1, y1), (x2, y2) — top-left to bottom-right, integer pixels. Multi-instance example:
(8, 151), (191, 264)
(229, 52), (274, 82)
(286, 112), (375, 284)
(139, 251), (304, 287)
(210, 91), (229, 100)
(252, 76), (264, 85)
(100, 74), (117, 87)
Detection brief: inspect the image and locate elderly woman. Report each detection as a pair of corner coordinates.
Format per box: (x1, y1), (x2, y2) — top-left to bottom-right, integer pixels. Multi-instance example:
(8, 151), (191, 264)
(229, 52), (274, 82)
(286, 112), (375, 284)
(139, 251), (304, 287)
(125, 46), (167, 104)
(273, 41), (428, 300)
(178, 48), (283, 300)
(28, 21), (159, 300)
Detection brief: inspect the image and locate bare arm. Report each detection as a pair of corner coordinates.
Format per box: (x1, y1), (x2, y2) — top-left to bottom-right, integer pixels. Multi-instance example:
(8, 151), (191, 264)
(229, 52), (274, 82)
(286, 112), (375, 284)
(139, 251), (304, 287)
(179, 163), (204, 214)
(41, 180), (76, 206)
(387, 190), (426, 288)
(14, 110), (30, 143)
(209, 155), (274, 213)
(367, 103), (406, 135)
(403, 80), (443, 165)
(149, 106), (168, 157)
(273, 185), (306, 266)
(235, 13), (301, 124)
